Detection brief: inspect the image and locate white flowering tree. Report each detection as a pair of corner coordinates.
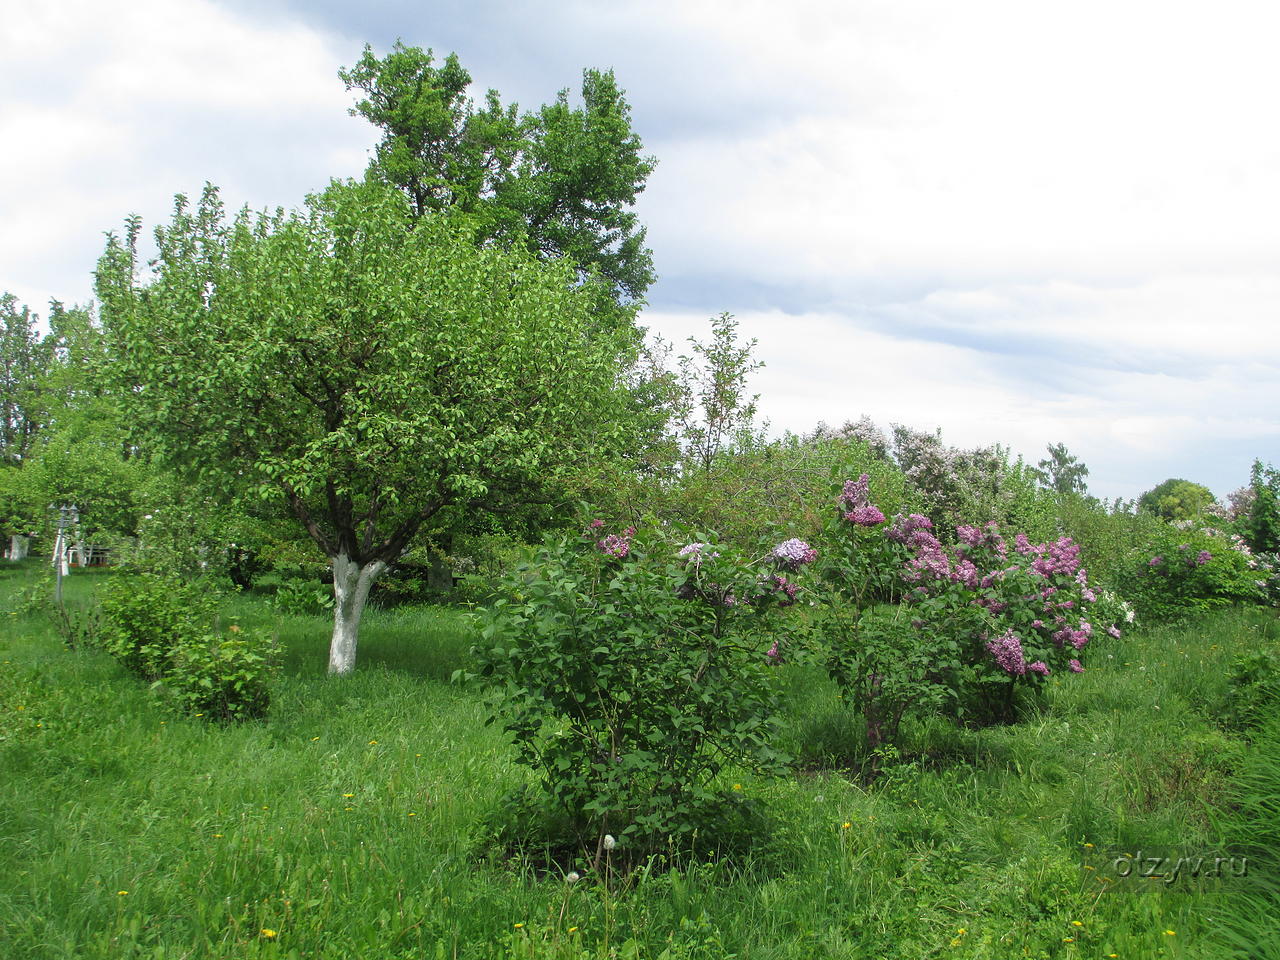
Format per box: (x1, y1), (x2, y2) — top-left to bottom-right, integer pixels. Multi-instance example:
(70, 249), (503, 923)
(97, 179), (640, 674)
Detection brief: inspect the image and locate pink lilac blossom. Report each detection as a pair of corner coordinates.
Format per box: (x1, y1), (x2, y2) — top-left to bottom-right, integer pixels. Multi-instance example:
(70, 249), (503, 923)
(589, 518), (604, 529)
(1149, 556), (1163, 567)
(1027, 661), (1050, 676)
(1014, 533), (1035, 555)
(770, 575), (799, 605)
(1195, 550), (1212, 566)
(986, 630), (1027, 675)
(1107, 625), (1122, 639)
(678, 542), (719, 568)
(765, 640), (782, 664)
(845, 505), (886, 526)
(1068, 659), (1084, 673)
(596, 529), (633, 558)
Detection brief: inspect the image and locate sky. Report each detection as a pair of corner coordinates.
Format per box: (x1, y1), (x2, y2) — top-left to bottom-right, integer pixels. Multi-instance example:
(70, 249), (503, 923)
(2, 0), (1277, 502)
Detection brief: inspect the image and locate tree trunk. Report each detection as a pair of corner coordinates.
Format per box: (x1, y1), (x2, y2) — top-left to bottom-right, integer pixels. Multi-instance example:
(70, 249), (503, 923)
(328, 553), (387, 676)
(8, 535), (28, 561)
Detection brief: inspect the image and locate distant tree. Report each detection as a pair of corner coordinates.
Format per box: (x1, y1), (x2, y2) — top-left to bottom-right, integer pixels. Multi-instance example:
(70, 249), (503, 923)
(97, 179), (642, 675)
(672, 313), (764, 474)
(1030, 441), (1090, 495)
(340, 42), (656, 307)
(1244, 460), (1280, 554)
(1137, 478), (1217, 522)
(0, 293), (49, 466)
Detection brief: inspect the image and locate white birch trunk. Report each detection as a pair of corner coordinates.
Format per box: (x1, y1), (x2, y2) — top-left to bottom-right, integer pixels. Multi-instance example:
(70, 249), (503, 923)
(328, 553), (387, 676)
(8, 535), (28, 561)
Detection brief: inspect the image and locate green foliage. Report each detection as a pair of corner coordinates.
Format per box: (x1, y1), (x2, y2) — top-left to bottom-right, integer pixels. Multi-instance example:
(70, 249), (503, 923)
(472, 523), (795, 853)
(1138, 477), (1217, 521)
(99, 574), (217, 680)
(268, 573), (335, 615)
(1117, 525), (1263, 623)
(1222, 648), (1280, 731)
(1029, 441), (1089, 495)
(163, 625), (279, 722)
(1245, 459), (1280, 554)
(340, 42), (655, 305)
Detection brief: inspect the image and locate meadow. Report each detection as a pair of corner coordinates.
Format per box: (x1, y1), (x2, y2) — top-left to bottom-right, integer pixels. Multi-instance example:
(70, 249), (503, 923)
(2, 560), (1278, 960)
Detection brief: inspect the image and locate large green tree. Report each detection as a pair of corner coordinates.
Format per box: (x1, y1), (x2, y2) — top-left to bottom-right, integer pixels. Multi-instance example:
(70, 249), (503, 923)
(1030, 441), (1090, 495)
(96, 179), (640, 674)
(340, 42), (656, 306)
(1137, 478), (1217, 522)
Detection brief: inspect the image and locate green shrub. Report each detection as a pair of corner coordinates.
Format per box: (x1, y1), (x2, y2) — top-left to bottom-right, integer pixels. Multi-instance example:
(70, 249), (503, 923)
(471, 521), (799, 857)
(162, 626), (279, 721)
(99, 574), (216, 680)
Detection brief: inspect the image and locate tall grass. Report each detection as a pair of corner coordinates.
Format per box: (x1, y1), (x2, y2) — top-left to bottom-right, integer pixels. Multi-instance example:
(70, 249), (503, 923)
(1, 560), (1275, 958)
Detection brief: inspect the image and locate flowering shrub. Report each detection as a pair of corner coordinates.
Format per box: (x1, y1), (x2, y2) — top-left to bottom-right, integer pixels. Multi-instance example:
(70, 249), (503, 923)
(471, 521), (804, 853)
(817, 473), (1124, 741)
(1117, 524), (1266, 622)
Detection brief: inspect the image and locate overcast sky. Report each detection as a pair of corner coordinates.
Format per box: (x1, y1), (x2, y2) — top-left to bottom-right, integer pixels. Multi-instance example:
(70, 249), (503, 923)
(3, 0), (1277, 501)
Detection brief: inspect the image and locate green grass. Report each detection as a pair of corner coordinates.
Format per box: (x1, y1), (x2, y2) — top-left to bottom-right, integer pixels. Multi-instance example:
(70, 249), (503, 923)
(2, 560), (1276, 958)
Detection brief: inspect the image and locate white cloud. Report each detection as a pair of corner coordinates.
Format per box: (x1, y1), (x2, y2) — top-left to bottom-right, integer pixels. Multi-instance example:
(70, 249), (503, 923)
(0, 0), (368, 309)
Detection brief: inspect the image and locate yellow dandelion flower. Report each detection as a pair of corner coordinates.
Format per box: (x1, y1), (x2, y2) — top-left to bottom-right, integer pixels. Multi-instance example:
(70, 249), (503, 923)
(1164, 930), (1176, 936)
(311, 737), (320, 741)
(368, 740), (378, 745)
(568, 926), (578, 933)
(261, 928), (277, 939)
(1072, 920), (1083, 927)
(732, 783), (742, 791)
(117, 890), (128, 896)
(342, 793), (354, 798)
(195, 713), (204, 717)
(213, 833), (223, 838)
(841, 822), (851, 829)
(956, 928), (966, 934)
(514, 922), (524, 929)
(1063, 937), (1074, 943)
(408, 812), (416, 817)
(1083, 842), (1094, 848)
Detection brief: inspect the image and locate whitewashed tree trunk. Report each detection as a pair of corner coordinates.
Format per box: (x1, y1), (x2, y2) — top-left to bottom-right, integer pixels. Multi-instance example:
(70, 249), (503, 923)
(328, 553), (387, 675)
(8, 535), (28, 561)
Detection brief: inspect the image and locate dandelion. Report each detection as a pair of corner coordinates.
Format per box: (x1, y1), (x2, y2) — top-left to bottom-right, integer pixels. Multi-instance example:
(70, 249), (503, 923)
(213, 833), (223, 838)
(602, 834), (617, 851)
(1164, 930), (1176, 936)
(408, 812), (416, 817)
(368, 740), (378, 745)
(566, 871), (580, 884)
(342, 793), (354, 798)
(1083, 842), (1094, 848)
(1072, 920), (1083, 927)
(117, 890), (128, 896)
(261, 929), (277, 939)
(310, 736), (320, 741)
(732, 783), (743, 791)
(568, 926), (579, 933)
(1063, 937), (1074, 943)
(841, 822), (851, 829)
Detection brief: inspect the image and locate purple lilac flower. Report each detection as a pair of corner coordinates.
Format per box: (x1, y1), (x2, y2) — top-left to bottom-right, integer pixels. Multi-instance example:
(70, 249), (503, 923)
(956, 525), (983, 548)
(765, 640), (782, 664)
(1107, 625), (1122, 639)
(596, 530), (633, 558)
(838, 474), (871, 510)
(772, 538), (818, 568)
(845, 505), (886, 526)
(1149, 555), (1163, 567)
(771, 575), (799, 605)
(1014, 533), (1035, 554)
(1068, 659), (1084, 673)
(951, 559), (979, 588)
(1027, 661), (1050, 677)
(986, 630), (1026, 675)
(1195, 550), (1212, 566)
(885, 513), (934, 545)
(1081, 588), (1097, 603)
(589, 518), (604, 529)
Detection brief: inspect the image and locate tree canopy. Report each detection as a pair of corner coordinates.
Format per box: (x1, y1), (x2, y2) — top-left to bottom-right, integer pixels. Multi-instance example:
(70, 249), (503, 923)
(96, 178), (642, 673)
(340, 42), (656, 306)
(1137, 478), (1217, 522)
